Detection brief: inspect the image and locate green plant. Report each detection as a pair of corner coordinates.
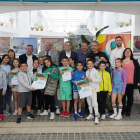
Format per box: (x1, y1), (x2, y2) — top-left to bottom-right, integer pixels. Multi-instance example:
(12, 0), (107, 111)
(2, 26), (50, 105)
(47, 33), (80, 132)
(129, 19), (132, 24)
(34, 22), (39, 29)
(119, 22), (125, 26)
(9, 17), (14, 22)
(39, 25), (44, 29)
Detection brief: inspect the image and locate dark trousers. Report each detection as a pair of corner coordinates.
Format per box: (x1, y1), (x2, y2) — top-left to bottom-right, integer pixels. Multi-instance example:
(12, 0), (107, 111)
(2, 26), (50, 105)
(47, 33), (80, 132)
(32, 90), (41, 110)
(97, 91), (108, 114)
(0, 89), (3, 114)
(45, 95), (55, 112)
(122, 84), (134, 113)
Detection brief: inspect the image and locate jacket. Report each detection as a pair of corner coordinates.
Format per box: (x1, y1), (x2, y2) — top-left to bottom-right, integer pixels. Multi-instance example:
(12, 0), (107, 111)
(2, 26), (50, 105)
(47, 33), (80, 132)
(59, 51), (78, 66)
(18, 70), (35, 92)
(71, 70), (86, 92)
(19, 54), (38, 63)
(98, 70), (112, 92)
(0, 69), (7, 92)
(86, 67), (101, 91)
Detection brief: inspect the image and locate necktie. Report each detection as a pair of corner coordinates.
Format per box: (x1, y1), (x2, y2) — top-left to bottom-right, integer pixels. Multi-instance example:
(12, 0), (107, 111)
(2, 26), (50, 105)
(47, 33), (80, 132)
(46, 52), (49, 55)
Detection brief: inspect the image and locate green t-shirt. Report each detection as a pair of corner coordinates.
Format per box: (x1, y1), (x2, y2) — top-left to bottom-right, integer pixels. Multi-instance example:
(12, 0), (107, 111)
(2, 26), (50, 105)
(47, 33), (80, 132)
(59, 67), (73, 87)
(71, 64), (77, 72)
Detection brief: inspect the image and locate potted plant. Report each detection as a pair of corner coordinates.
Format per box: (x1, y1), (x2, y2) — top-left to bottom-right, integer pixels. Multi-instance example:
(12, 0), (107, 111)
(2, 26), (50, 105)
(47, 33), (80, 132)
(95, 26), (98, 31)
(34, 22), (39, 31)
(126, 23), (129, 27)
(9, 17), (14, 28)
(129, 19), (132, 26)
(39, 25), (44, 31)
(119, 22), (125, 28)
(30, 27), (34, 31)
(0, 22), (3, 26)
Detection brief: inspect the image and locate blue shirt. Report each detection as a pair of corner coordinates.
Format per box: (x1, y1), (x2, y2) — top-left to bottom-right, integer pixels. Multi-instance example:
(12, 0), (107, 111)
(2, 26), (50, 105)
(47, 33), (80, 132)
(0, 64), (11, 85)
(77, 51), (90, 67)
(38, 65), (44, 71)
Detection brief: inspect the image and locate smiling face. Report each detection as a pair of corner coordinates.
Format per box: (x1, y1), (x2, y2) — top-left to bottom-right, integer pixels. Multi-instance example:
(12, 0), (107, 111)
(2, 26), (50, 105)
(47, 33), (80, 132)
(91, 42), (98, 53)
(64, 42), (72, 52)
(124, 49), (132, 58)
(26, 45), (33, 55)
(61, 58), (68, 67)
(115, 59), (122, 68)
(33, 60), (39, 69)
(39, 57), (44, 65)
(45, 42), (51, 52)
(8, 51), (15, 60)
(81, 43), (88, 53)
(99, 63), (106, 71)
(2, 56), (9, 64)
(20, 63), (28, 72)
(115, 37), (123, 47)
(13, 60), (19, 68)
(44, 59), (51, 67)
(76, 63), (83, 71)
(87, 60), (94, 69)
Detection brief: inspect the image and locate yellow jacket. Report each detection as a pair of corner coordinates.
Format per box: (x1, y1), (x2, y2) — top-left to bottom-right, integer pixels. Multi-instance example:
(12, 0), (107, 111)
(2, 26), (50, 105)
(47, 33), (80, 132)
(98, 70), (112, 92)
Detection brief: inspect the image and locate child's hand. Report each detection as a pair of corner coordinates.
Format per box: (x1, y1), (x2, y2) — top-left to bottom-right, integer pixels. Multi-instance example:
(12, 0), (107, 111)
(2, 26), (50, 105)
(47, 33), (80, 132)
(85, 77), (88, 80)
(8, 71), (11, 75)
(2, 92), (6, 96)
(138, 83), (140, 86)
(32, 88), (36, 91)
(47, 72), (51, 75)
(108, 92), (111, 96)
(74, 81), (77, 85)
(88, 78), (92, 82)
(121, 92), (125, 96)
(11, 85), (14, 88)
(71, 71), (73, 75)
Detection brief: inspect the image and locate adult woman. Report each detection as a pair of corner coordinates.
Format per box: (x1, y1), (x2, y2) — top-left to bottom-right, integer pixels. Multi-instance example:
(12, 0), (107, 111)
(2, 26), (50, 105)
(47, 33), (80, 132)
(122, 48), (140, 116)
(7, 49), (15, 66)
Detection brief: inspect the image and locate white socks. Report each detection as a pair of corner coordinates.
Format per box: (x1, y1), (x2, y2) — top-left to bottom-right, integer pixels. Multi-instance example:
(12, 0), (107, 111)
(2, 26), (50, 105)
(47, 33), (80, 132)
(118, 105), (123, 116)
(112, 104), (123, 115)
(112, 104), (117, 114)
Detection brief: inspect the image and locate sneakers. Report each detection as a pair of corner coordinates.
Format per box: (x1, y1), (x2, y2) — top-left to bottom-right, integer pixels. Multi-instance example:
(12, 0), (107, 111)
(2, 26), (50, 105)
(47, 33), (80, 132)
(101, 114), (105, 120)
(86, 114), (94, 120)
(77, 111), (84, 117)
(98, 113), (100, 118)
(39, 110), (48, 116)
(13, 110), (18, 116)
(56, 108), (60, 115)
(49, 113), (55, 120)
(65, 111), (70, 117)
(16, 118), (21, 124)
(0, 114), (4, 120)
(95, 117), (99, 124)
(74, 113), (78, 120)
(36, 110), (41, 116)
(27, 114), (35, 119)
(114, 114), (122, 120)
(60, 111), (65, 116)
(110, 113), (117, 119)
(3, 110), (10, 117)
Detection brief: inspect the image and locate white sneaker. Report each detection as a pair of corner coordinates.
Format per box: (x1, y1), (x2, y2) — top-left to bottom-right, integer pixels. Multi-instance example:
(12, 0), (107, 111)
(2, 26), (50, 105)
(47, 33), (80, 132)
(56, 108), (60, 115)
(86, 114), (94, 120)
(95, 117), (99, 124)
(13, 110), (18, 116)
(49, 113), (55, 120)
(101, 114), (105, 120)
(39, 110), (48, 116)
(114, 114), (122, 120)
(98, 113), (100, 118)
(110, 113), (117, 119)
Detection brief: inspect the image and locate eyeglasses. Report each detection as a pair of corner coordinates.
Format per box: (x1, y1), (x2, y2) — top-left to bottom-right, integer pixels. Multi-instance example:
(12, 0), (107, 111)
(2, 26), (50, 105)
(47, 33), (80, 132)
(9, 52), (14, 55)
(26, 48), (33, 50)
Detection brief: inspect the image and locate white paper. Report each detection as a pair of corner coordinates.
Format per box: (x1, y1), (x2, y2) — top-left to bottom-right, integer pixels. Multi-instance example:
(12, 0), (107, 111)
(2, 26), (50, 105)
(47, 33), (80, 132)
(11, 77), (18, 85)
(62, 72), (71, 81)
(31, 79), (46, 89)
(79, 86), (92, 99)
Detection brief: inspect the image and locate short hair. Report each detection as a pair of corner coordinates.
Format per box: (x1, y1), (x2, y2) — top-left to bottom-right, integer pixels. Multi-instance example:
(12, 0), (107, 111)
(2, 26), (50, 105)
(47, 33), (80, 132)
(100, 55), (107, 60)
(87, 58), (94, 64)
(115, 36), (123, 41)
(39, 56), (44, 59)
(99, 61), (106, 66)
(115, 58), (122, 63)
(2, 54), (9, 61)
(20, 62), (28, 66)
(61, 56), (69, 61)
(76, 61), (83, 66)
(69, 57), (76, 63)
(65, 41), (72, 46)
(33, 59), (39, 63)
(43, 55), (51, 59)
(45, 41), (52, 46)
(82, 42), (88, 46)
(27, 44), (33, 48)
(91, 40), (99, 46)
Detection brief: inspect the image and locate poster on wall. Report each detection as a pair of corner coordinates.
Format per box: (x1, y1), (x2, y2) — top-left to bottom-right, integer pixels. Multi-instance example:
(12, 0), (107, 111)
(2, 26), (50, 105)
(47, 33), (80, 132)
(41, 38), (64, 52)
(13, 37), (38, 54)
(133, 36), (140, 53)
(97, 34), (131, 59)
(0, 37), (10, 54)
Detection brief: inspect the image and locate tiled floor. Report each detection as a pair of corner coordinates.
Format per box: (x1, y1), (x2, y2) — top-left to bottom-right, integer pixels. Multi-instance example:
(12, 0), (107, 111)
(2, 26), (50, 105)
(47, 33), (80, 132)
(0, 103), (140, 140)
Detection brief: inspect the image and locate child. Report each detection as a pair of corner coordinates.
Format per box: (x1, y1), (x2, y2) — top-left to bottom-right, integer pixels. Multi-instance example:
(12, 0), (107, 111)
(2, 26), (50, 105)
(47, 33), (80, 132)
(97, 61), (112, 120)
(83, 56), (93, 72)
(9, 58), (20, 116)
(71, 61), (86, 120)
(40, 58), (59, 120)
(16, 62), (36, 124)
(110, 58), (126, 120)
(59, 56), (73, 117)
(85, 59), (101, 124)
(0, 68), (7, 120)
(38, 56), (44, 71)
(29, 59), (42, 115)
(0, 54), (11, 116)
(69, 57), (77, 72)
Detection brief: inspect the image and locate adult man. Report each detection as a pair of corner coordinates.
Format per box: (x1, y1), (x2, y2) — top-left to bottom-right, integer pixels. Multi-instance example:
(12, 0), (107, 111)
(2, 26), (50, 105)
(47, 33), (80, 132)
(38, 41), (59, 66)
(19, 45), (38, 70)
(59, 41), (78, 66)
(110, 36), (125, 69)
(77, 42), (90, 66)
(87, 41), (109, 69)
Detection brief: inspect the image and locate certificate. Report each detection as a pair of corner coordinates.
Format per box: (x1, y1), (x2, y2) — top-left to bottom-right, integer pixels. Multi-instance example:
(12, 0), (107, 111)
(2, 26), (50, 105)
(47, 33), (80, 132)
(11, 72), (18, 85)
(77, 79), (92, 99)
(61, 68), (71, 81)
(31, 73), (48, 90)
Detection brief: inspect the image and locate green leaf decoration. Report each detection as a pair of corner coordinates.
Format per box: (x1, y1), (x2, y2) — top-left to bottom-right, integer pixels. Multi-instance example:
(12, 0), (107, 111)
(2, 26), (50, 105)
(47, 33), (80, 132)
(11, 75), (14, 79)
(81, 35), (90, 45)
(78, 86), (81, 91)
(84, 79), (89, 83)
(34, 77), (38, 81)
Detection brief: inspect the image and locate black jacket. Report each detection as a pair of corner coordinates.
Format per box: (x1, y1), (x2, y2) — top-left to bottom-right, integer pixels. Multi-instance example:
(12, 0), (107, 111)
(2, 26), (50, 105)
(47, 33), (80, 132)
(59, 51), (78, 66)
(19, 54), (38, 63)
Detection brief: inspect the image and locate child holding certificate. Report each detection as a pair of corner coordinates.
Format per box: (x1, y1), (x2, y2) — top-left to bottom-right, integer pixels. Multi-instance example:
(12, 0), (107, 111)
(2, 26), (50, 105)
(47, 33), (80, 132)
(85, 59), (101, 124)
(59, 56), (73, 117)
(71, 61), (86, 120)
(9, 58), (20, 116)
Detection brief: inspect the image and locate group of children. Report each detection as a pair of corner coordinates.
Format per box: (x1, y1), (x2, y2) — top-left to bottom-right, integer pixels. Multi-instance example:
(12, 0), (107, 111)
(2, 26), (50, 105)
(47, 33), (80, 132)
(0, 53), (127, 125)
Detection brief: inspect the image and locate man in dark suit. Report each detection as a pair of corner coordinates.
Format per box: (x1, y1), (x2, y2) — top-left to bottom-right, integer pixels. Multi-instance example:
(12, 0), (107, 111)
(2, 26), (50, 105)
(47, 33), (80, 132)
(19, 44), (38, 70)
(59, 41), (78, 66)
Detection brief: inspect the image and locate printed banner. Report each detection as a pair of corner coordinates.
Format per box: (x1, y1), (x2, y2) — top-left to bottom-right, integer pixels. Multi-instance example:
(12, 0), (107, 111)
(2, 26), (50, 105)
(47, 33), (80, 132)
(11, 72), (18, 85)
(31, 73), (48, 90)
(77, 79), (92, 99)
(133, 36), (140, 53)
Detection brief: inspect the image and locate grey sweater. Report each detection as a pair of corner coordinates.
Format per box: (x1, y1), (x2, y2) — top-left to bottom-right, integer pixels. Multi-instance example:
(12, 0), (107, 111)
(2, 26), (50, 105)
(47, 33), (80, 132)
(0, 69), (7, 92)
(18, 70), (35, 92)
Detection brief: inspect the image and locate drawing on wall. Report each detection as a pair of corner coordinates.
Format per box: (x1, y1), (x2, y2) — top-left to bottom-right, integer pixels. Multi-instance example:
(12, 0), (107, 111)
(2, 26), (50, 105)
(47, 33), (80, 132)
(0, 37), (10, 54)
